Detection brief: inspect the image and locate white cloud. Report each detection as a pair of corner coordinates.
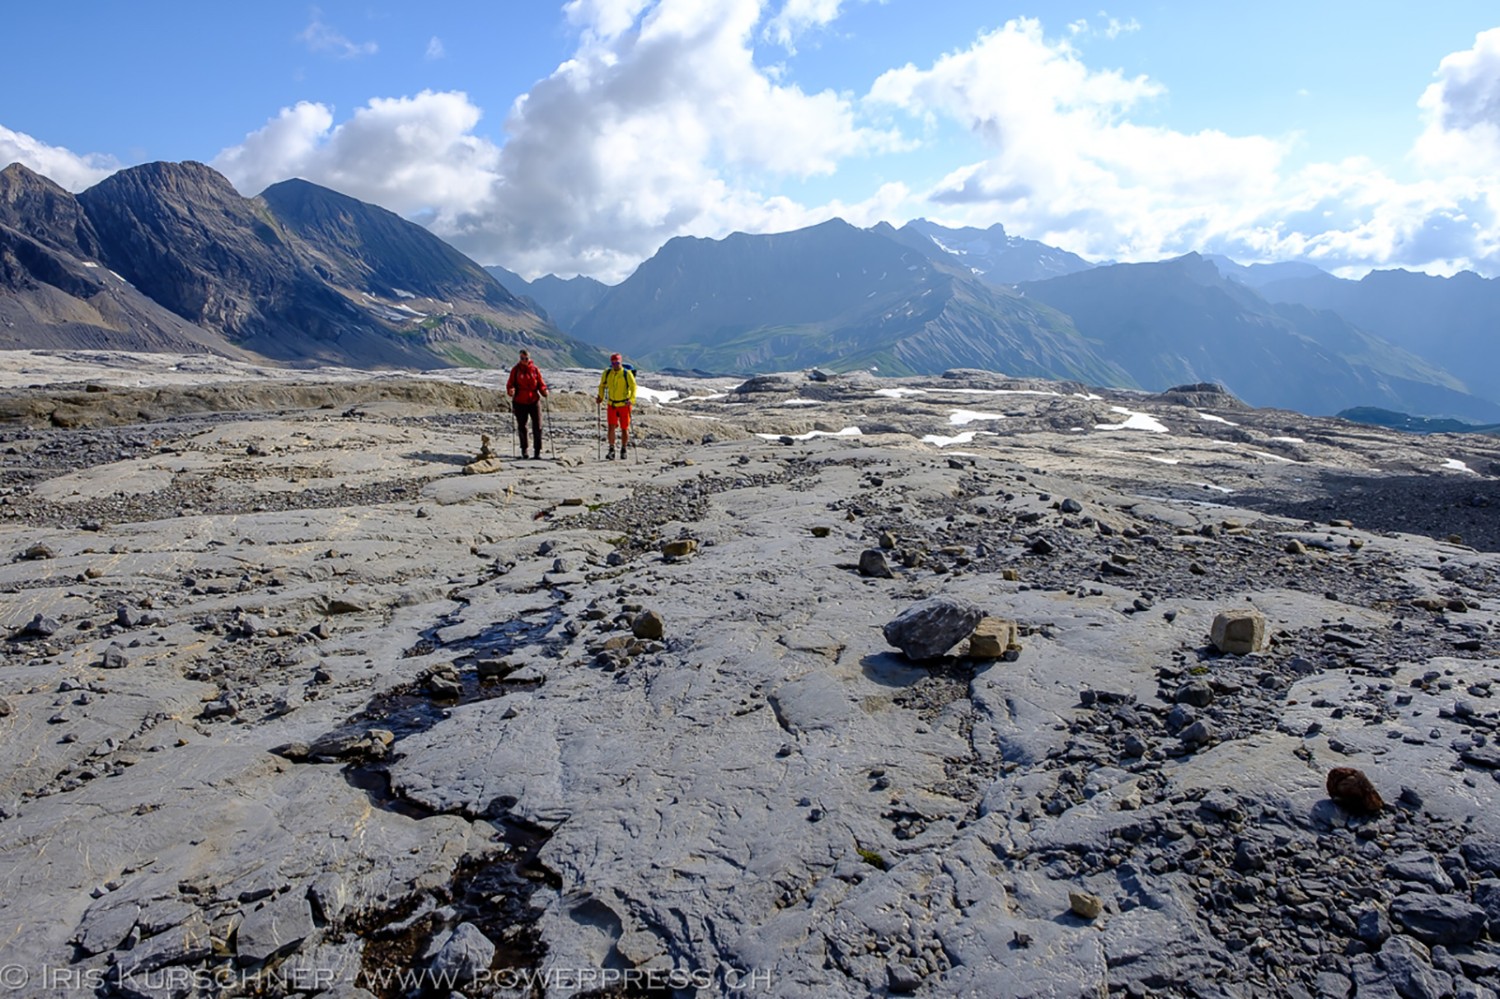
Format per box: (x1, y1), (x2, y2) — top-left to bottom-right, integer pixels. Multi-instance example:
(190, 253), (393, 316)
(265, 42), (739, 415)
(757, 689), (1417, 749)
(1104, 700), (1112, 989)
(298, 9), (378, 59)
(213, 92), (501, 222)
(0, 125), (119, 191)
(868, 16), (1500, 278)
(426, 36), (446, 60)
(212, 0), (900, 281)
(1414, 27), (1500, 174)
(765, 0), (845, 49)
(193, 8), (1500, 283)
(868, 18), (1286, 260)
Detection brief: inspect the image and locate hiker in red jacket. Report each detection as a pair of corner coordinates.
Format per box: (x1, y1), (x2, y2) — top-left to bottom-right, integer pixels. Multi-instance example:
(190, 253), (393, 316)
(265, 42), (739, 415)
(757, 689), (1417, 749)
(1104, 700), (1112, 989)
(505, 349), (549, 459)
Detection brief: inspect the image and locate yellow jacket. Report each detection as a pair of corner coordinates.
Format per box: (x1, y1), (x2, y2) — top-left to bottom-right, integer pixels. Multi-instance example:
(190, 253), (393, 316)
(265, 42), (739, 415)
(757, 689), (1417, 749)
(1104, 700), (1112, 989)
(598, 366), (637, 406)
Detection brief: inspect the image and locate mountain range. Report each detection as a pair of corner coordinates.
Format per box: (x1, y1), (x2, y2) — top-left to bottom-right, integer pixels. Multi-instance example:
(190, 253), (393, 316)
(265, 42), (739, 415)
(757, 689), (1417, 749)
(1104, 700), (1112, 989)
(3, 158), (1498, 423)
(0, 161), (602, 370)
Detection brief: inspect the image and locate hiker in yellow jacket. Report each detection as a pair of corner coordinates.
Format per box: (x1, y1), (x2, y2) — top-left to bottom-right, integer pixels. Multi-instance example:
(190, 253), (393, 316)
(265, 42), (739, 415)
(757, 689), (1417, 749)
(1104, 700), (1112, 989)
(596, 353), (637, 460)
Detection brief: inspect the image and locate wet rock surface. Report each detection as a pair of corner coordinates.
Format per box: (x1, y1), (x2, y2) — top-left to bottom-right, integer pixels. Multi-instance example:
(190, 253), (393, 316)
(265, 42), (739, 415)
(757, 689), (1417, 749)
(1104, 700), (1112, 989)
(0, 357), (1497, 997)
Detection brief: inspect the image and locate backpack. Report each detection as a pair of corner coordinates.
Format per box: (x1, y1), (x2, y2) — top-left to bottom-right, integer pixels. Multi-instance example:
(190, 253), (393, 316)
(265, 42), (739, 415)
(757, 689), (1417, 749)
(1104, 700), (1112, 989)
(512, 361), (542, 403)
(604, 363), (637, 403)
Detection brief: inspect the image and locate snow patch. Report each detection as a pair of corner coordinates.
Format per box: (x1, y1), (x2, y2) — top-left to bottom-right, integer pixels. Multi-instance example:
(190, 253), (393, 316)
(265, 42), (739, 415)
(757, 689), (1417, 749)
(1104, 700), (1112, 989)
(948, 409), (1005, 425)
(1095, 407), (1169, 433)
(755, 427), (862, 441)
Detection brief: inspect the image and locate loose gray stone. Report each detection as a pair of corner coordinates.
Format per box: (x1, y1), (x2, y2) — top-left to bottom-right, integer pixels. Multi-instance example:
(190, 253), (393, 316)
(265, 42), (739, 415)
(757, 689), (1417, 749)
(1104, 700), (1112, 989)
(429, 922), (495, 986)
(1373, 935), (1452, 999)
(1474, 879), (1500, 936)
(1175, 680), (1214, 707)
(882, 596), (983, 661)
(1385, 852), (1455, 892)
(18, 614), (60, 637)
(1314, 970), (1353, 998)
(75, 900), (141, 957)
(1390, 893), (1488, 945)
(1179, 719), (1215, 749)
(887, 963), (923, 993)
(1356, 903), (1392, 946)
(101, 644), (129, 670)
(858, 549), (893, 578)
(1461, 839), (1500, 875)
(237, 893), (316, 964)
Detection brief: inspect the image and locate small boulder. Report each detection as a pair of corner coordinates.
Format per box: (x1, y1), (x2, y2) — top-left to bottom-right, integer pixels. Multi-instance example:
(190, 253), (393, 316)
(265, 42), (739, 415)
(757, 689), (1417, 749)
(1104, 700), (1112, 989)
(1175, 680), (1214, 707)
(1327, 767), (1383, 815)
(883, 597), (983, 661)
(632, 610), (665, 641)
(462, 457), (503, 475)
(429, 922), (496, 986)
(1179, 719), (1215, 749)
(1210, 608), (1266, 655)
(1389, 893), (1488, 945)
(662, 539), (698, 560)
(967, 618), (1017, 658)
(858, 549), (894, 578)
(1069, 890), (1104, 920)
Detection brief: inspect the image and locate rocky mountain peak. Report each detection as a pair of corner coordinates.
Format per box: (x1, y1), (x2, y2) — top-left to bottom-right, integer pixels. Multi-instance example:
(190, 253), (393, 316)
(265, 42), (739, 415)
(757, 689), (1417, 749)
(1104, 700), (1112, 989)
(0, 162), (103, 260)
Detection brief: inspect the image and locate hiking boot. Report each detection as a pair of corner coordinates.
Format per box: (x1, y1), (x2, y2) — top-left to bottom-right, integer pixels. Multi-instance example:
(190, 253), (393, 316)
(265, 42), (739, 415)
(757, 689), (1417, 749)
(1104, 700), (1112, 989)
(520, 451), (529, 460)
(606, 448), (616, 460)
(620, 445), (628, 458)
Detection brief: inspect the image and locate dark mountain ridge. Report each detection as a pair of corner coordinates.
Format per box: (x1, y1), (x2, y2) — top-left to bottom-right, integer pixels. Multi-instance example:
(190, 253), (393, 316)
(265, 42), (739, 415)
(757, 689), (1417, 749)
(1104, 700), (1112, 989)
(1260, 268), (1500, 405)
(1, 161), (602, 370)
(483, 265), (609, 332)
(1019, 253), (1500, 421)
(570, 218), (1130, 383)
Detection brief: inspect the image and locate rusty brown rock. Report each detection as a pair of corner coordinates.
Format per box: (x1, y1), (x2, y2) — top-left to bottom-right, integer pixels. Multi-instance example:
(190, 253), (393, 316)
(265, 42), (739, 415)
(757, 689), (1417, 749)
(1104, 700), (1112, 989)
(1326, 766), (1384, 815)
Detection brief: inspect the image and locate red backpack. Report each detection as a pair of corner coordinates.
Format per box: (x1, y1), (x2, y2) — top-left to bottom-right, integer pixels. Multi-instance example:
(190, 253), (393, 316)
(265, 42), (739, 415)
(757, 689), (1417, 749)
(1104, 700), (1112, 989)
(511, 361), (544, 404)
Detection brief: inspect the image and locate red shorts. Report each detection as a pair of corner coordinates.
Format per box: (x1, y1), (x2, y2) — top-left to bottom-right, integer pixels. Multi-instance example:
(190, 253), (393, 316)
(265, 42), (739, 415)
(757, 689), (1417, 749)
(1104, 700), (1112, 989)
(606, 403), (632, 432)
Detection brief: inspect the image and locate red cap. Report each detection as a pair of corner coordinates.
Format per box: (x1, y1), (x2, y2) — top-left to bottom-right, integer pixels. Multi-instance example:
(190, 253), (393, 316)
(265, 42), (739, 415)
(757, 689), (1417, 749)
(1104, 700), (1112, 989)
(610, 353), (622, 362)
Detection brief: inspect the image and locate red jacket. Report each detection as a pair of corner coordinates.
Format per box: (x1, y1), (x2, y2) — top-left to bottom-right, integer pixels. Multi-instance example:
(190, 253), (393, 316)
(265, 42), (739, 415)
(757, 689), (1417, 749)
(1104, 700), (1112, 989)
(506, 360), (548, 405)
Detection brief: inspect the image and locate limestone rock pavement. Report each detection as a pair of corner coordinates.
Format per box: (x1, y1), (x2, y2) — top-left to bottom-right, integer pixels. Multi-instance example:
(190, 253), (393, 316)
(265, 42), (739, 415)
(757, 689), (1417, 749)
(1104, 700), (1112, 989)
(0, 362), (1498, 997)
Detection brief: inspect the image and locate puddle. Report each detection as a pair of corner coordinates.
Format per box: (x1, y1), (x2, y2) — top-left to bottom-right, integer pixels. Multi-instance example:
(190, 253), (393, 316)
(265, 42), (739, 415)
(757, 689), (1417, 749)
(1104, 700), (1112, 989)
(325, 605), (573, 996)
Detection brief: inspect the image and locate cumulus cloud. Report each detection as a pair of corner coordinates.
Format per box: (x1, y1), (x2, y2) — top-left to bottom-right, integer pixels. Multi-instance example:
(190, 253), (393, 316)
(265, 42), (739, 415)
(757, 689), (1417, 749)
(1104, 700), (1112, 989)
(869, 16), (1500, 278)
(213, 91), (501, 221)
(1414, 27), (1500, 174)
(765, 0), (845, 49)
(298, 9), (378, 59)
(867, 18), (1288, 261)
(210, 7), (1500, 282)
(0, 125), (119, 191)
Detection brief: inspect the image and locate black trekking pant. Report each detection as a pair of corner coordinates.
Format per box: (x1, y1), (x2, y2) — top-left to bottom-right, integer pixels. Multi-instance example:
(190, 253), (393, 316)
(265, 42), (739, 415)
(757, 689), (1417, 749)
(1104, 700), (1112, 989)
(513, 401), (542, 455)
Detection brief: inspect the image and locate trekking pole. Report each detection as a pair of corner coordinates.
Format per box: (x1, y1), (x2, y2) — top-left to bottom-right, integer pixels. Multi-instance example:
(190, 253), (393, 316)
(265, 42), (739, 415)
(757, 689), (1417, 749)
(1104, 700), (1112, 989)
(596, 402), (602, 461)
(633, 405), (640, 464)
(545, 396), (557, 460)
(510, 404), (516, 459)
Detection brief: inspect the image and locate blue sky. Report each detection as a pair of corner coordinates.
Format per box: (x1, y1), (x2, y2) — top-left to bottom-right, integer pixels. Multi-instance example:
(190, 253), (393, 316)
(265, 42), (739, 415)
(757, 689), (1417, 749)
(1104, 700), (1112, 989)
(3, 1), (1499, 283)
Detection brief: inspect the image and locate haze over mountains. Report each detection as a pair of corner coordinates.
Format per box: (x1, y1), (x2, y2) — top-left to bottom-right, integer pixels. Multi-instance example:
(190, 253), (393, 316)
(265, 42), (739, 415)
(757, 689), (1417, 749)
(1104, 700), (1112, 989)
(3, 159), (1499, 424)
